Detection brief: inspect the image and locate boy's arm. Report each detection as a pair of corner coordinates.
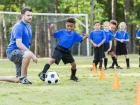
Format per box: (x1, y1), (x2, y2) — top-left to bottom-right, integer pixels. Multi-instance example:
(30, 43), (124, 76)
(82, 34), (89, 41)
(89, 39), (97, 47)
(108, 41), (112, 51)
(49, 24), (55, 36)
(97, 38), (105, 47)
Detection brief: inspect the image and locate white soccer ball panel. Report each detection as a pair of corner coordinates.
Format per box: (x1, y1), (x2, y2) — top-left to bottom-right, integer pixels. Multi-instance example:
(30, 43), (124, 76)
(45, 71), (59, 84)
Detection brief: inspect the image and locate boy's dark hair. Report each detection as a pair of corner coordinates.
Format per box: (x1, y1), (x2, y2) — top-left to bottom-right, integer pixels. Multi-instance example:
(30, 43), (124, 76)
(66, 17), (76, 24)
(94, 20), (100, 25)
(110, 20), (117, 26)
(21, 8), (32, 14)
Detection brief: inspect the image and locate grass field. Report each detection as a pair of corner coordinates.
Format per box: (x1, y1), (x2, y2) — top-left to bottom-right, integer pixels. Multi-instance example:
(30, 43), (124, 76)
(0, 54), (140, 105)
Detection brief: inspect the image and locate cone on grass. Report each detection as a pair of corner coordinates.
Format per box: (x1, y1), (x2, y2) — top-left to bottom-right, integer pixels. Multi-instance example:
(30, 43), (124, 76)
(134, 83), (140, 105)
(99, 67), (106, 80)
(112, 73), (120, 90)
(92, 63), (97, 74)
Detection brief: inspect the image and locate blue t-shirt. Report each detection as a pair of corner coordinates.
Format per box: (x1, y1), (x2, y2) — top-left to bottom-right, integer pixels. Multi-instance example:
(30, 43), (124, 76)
(114, 30), (129, 43)
(89, 30), (105, 44)
(6, 20), (32, 54)
(136, 29), (140, 37)
(53, 29), (83, 49)
(103, 30), (113, 43)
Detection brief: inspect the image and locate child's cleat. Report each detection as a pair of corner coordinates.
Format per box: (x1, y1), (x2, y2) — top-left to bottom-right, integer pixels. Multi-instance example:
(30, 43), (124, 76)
(108, 66), (114, 69)
(70, 76), (78, 82)
(38, 72), (45, 81)
(19, 77), (32, 84)
(116, 66), (123, 69)
(127, 67), (130, 69)
(104, 68), (107, 70)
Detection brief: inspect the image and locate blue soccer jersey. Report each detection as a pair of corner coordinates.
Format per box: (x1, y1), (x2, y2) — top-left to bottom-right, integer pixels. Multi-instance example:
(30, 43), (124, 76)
(6, 20), (32, 54)
(89, 30), (105, 44)
(114, 30), (129, 43)
(103, 30), (113, 43)
(136, 29), (140, 37)
(53, 29), (83, 49)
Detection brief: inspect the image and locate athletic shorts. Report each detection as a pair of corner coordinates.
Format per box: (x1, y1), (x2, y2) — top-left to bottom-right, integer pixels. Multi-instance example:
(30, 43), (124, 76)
(94, 44), (104, 60)
(104, 43), (109, 52)
(116, 41), (128, 55)
(7, 49), (24, 77)
(52, 45), (75, 65)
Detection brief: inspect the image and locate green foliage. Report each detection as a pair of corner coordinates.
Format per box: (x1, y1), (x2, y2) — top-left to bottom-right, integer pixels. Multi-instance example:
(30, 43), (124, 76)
(25, 0), (55, 12)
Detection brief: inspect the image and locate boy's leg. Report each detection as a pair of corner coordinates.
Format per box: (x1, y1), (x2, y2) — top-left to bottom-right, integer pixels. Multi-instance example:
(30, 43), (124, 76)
(99, 59), (103, 70)
(139, 57), (140, 67)
(39, 49), (62, 81)
(104, 58), (108, 70)
(38, 58), (55, 81)
(126, 58), (130, 69)
(70, 62), (78, 82)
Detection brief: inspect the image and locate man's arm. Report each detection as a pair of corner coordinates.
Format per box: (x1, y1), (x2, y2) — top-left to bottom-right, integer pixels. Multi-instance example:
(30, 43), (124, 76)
(16, 39), (29, 51)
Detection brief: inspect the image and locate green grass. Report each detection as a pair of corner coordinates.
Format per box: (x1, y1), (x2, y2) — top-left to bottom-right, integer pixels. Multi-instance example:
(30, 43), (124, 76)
(0, 54), (140, 105)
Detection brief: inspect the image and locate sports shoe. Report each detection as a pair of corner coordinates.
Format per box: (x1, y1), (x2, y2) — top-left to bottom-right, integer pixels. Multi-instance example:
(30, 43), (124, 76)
(116, 66), (123, 69)
(38, 72), (45, 81)
(108, 66), (114, 69)
(104, 67), (107, 70)
(70, 75), (78, 82)
(19, 77), (32, 84)
(127, 67), (130, 69)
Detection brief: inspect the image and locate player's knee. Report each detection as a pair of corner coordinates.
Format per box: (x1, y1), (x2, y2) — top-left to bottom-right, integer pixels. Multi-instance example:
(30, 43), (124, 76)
(48, 58), (55, 64)
(71, 62), (76, 68)
(23, 51), (32, 59)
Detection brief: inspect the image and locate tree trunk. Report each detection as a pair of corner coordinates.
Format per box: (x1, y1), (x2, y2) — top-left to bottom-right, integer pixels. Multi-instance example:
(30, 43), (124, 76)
(90, 0), (95, 56)
(0, 14), (2, 58)
(112, 0), (116, 20)
(124, 0), (131, 53)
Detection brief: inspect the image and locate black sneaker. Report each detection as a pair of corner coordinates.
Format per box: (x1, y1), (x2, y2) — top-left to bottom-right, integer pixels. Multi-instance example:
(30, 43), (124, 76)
(108, 66), (114, 69)
(70, 76), (78, 82)
(127, 67), (130, 69)
(19, 77), (32, 84)
(116, 66), (123, 69)
(38, 72), (45, 81)
(104, 67), (107, 70)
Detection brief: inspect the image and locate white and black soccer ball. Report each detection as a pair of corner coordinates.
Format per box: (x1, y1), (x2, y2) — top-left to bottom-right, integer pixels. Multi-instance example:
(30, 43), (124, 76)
(45, 71), (59, 84)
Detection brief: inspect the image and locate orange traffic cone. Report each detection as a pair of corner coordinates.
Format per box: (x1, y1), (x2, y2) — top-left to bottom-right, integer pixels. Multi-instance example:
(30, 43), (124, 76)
(92, 63), (97, 74)
(134, 83), (140, 105)
(99, 67), (106, 80)
(112, 73), (120, 90)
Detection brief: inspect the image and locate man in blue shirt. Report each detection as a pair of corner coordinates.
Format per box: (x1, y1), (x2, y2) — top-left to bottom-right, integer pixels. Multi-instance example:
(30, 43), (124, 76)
(38, 17), (88, 82)
(0, 8), (37, 84)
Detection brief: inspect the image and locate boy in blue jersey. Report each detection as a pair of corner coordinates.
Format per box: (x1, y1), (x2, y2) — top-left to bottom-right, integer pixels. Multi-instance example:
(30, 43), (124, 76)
(89, 21), (105, 69)
(108, 20), (123, 69)
(115, 22), (130, 69)
(0, 8), (37, 84)
(136, 29), (140, 67)
(102, 21), (113, 70)
(38, 17), (88, 82)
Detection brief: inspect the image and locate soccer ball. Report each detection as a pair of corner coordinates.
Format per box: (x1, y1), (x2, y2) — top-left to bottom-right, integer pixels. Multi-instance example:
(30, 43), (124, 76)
(45, 71), (59, 84)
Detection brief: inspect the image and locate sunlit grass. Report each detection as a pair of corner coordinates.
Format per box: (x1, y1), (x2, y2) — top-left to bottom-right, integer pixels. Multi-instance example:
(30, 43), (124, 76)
(0, 54), (140, 105)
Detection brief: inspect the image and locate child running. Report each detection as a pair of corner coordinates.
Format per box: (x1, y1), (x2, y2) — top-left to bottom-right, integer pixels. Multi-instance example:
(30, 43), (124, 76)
(89, 21), (105, 69)
(114, 22), (130, 69)
(38, 17), (88, 82)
